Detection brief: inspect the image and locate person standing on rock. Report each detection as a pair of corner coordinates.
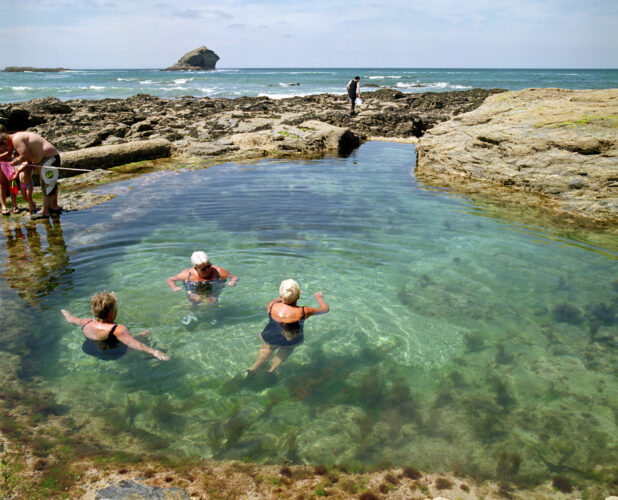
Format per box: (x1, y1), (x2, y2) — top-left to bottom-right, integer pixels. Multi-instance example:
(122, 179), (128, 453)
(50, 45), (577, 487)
(1, 131), (63, 219)
(346, 76), (361, 116)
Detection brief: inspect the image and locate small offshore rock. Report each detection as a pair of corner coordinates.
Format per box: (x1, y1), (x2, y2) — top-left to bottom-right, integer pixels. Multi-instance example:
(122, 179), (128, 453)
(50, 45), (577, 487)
(165, 46), (220, 71)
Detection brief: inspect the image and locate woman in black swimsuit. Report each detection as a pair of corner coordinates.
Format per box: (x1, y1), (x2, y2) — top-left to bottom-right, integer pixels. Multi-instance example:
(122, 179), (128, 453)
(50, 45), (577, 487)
(61, 291), (170, 361)
(248, 279), (329, 375)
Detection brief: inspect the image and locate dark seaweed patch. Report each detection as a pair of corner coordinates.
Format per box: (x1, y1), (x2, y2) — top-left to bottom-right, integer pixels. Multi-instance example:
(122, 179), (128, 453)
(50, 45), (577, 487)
(552, 302), (583, 324)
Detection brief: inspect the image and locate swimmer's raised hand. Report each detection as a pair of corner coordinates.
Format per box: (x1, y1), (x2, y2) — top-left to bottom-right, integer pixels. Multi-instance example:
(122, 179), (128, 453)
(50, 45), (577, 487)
(153, 349), (170, 361)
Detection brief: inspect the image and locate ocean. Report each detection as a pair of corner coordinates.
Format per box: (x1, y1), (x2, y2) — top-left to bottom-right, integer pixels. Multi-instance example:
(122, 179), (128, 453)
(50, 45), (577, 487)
(1, 67), (617, 103)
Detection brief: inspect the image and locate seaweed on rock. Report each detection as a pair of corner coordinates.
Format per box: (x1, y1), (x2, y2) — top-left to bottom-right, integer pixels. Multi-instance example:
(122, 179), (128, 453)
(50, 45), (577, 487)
(552, 302), (583, 324)
(587, 302), (616, 325)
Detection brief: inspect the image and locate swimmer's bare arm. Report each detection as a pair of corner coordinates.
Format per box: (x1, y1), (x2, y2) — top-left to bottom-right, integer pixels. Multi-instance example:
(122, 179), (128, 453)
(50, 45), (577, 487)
(303, 292), (329, 319)
(166, 269), (190, 292)
(217, 267), (238, 286)
(114, 325), (170, 361)
(61, 309), (92, 327)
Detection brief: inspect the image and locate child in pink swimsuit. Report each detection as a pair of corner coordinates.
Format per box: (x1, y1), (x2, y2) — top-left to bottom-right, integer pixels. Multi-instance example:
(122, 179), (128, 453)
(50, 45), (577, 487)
(0, 136), (19, 215)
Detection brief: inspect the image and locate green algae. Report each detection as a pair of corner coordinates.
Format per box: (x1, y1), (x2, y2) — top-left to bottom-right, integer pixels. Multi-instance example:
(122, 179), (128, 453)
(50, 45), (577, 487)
(538, 114), (618, 128)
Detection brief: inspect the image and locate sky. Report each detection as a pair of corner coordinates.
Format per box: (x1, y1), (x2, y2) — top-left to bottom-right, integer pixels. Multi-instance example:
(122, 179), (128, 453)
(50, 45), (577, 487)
(2, 0), (617, 69)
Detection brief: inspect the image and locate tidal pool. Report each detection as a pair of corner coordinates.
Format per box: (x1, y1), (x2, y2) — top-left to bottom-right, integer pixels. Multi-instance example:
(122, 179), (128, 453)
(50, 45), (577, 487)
(0, 142), (616, 484)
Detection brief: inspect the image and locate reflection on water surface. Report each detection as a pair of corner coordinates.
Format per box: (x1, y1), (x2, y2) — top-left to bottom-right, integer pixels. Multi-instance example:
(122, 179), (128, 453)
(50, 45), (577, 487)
(0, 142), (615, 486)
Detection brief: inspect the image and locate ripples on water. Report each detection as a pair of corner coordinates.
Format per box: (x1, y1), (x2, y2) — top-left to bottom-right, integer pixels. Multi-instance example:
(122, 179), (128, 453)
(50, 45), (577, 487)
(0, 142), (616, 484)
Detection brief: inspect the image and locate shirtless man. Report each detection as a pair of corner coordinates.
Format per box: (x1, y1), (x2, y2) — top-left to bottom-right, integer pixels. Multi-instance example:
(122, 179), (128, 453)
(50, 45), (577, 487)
(0, 132), (62, 219)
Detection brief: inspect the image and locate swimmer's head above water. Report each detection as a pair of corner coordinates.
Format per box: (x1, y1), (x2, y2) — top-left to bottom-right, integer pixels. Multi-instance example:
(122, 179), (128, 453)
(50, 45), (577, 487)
(91, 291), (117, 321)
(279, 279), (300, 304)
(191, 251), (209, 268)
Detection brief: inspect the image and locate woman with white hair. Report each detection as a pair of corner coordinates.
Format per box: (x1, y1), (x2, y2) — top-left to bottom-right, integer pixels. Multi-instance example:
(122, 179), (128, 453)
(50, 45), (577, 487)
(166, 251), (238, 305)
(248, 279), (329, 375)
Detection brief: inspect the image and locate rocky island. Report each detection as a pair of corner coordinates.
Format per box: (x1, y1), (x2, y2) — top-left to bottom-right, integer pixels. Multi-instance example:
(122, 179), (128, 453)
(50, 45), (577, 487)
(3, 66), (69, 72)
(164, 46), (220, 71)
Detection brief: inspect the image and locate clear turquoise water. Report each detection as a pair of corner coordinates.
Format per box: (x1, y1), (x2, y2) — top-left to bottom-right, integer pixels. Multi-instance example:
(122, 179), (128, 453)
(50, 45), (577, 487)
(0, 142), (616, 481)
(1, 67), (617, 103)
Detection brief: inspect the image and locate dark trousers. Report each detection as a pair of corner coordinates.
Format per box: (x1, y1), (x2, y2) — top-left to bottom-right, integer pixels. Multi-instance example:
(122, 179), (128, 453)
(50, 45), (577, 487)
(349, 95), (356, 113)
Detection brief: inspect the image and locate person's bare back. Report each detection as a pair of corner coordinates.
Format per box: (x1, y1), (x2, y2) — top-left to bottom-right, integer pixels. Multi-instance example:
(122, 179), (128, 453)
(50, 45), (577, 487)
(11, 131), (58, 164)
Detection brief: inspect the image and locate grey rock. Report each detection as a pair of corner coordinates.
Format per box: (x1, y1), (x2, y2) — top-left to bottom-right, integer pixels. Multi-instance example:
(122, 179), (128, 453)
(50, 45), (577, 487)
(165, 46), (220, 71)
(417, 88), (618, 223)
(94, 480), (190, 499)
(60, 139), (172, 174)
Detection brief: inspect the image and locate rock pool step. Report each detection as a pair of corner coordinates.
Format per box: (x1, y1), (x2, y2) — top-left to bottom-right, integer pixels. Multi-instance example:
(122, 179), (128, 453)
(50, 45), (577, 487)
(60, 139), (172, 176)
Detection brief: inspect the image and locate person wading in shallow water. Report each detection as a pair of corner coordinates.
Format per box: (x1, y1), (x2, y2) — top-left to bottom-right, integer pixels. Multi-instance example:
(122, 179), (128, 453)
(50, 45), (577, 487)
(248, 279), (329, 377)
(166, 251), (239, 328)
(166, 251), (238, 305)
(61, 291), (170, 361)
(346, 76), (361, 116)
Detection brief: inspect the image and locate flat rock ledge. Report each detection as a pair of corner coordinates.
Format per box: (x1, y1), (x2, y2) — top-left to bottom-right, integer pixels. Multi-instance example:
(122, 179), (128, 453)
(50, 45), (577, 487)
(417, 88), (618, 224)
(60, 138), (172, 173)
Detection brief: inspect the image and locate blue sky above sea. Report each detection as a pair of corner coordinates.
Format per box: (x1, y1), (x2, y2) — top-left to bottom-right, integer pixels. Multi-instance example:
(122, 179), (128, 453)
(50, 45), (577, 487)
(1, 0), (617, 69)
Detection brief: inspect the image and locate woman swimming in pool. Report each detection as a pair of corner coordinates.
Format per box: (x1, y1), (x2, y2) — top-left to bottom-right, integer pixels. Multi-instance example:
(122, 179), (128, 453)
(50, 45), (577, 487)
(61, 291), (170, 361)
(248, 279), (329, 375)
(166, 251), (238, 305)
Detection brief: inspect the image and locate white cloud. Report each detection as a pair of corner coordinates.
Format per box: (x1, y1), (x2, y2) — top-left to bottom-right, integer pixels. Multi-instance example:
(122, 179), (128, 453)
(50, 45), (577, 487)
(1, 0), (616, 68)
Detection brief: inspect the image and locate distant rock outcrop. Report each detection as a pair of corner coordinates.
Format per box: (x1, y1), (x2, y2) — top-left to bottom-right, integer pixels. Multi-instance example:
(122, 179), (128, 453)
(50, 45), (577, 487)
(164, 46), (219, 71)
(4, 66), (69, 72)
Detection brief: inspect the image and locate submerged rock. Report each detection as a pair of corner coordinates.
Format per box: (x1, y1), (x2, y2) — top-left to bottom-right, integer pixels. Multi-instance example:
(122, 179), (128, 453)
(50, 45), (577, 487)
(94, 480), (190, 499)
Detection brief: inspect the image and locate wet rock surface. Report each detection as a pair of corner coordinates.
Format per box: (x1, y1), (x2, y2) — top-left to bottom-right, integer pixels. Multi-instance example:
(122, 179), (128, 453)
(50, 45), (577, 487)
(93, 480), (190, 499)
(417, 88), (618, 223)
(0, 88), (501, 156)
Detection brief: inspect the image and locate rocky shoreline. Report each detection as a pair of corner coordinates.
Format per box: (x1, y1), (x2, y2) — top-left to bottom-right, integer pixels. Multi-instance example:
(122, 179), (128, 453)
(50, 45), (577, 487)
(0, 88), (500, 156)
(1, 87), (616, 228)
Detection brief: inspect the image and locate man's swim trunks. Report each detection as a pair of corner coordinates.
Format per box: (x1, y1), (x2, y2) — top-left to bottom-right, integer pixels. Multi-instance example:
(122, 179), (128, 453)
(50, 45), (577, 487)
(39, 155), (61, 196)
